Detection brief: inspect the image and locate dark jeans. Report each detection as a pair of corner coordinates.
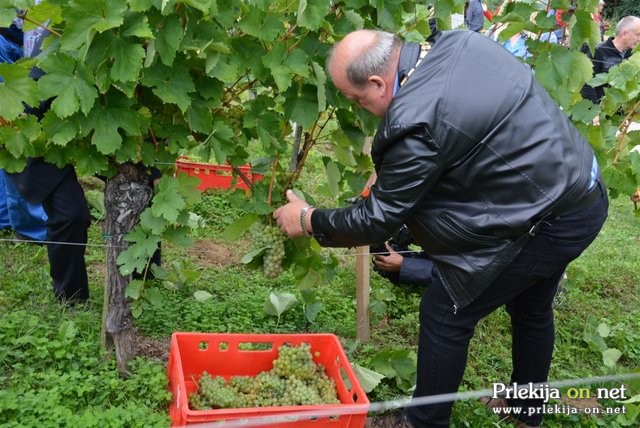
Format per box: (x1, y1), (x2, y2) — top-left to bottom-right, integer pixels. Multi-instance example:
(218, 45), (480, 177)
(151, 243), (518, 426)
(406, 180), (609, 427)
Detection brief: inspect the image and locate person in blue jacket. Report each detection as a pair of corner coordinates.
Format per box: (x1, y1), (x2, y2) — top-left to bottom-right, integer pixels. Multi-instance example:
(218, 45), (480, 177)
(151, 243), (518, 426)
(5, 11), (91, 304)
(0, 24), (48, 242)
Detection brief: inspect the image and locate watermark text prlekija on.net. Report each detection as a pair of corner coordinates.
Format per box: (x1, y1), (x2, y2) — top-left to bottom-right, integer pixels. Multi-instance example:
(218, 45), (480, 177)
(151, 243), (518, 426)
(491, 382), (628, 417)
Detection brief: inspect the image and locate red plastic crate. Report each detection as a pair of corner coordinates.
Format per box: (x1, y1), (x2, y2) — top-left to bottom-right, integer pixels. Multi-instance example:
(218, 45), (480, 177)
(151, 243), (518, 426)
(175, 157), (264, 191)
(168, 332), (370, 427)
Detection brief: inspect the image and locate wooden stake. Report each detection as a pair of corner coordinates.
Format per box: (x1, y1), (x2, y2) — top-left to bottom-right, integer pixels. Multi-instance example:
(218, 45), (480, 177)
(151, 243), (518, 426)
(356, 244), (370, 341)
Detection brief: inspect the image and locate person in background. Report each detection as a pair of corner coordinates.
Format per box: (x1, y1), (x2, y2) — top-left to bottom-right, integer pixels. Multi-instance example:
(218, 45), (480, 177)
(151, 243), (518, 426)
(274, 28), (607, 428)
(484, 1), (558, 60)
(549, 2), (576, 45)
(486, 25), (531, 60)
(7, 7), (91, 305)
(593, 0), (606, 42)
(0, 25), (48, 242)
(581, 15), (640, 105)
(465, 0), (485, 32)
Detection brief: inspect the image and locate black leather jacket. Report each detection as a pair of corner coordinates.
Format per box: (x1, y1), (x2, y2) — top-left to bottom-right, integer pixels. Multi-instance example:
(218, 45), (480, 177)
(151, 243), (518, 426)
(312, 30), (595, 310)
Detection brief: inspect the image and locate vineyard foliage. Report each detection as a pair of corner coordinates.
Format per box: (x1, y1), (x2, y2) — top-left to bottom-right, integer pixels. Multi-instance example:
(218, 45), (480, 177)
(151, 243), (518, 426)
(0, 0), (639, 291)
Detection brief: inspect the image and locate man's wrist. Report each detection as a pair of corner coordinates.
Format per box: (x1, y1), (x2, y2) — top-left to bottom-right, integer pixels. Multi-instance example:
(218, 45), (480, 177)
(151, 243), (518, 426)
(300, 205), (314, 236)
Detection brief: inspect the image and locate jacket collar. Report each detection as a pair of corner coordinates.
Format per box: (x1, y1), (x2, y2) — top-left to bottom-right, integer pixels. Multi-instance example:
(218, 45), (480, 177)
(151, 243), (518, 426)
(397, 42), (421, 87)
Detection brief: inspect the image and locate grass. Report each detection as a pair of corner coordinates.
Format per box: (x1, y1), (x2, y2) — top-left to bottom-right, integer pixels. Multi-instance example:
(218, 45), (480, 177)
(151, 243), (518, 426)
(0, 187), (638, 427)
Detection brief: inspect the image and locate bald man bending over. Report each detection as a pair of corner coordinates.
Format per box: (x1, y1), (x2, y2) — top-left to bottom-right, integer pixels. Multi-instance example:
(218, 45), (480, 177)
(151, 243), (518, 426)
(274, 29), (607, 428)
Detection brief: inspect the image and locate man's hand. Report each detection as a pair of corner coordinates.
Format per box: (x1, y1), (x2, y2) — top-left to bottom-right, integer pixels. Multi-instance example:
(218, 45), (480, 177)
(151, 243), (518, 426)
(273, 189), (313, 238)
(373, 243), (404, 273)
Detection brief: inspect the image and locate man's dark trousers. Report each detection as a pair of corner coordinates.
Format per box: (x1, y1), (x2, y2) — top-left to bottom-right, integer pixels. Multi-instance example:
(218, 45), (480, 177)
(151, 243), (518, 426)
(407, 180), (609, 427)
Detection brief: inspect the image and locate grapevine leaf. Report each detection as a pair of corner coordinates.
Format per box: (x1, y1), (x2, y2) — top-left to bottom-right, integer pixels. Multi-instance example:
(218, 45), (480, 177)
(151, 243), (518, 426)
(297, 268), (323, 289)
(110, 39), (145, 82)
(0, 63), (39, 120)
(125, 279), (144, 300)
(145, 287), (164, 306)
(180, 0), (216, 14)
(124, 227), (162, 257)
(570, 99), (599, 124)
(630, 151), (640, 180)
(73, 145), (110, 176)
(117, 246), (149, 275)
(296, 0), (328, 31)
(335, 9), (365, 33)
(175, 173), (202, 204)
(129, 0), (155, 12)
(61, 0), (127, 50)
(257, 126), (283, 153)
(238, 8), (284, 41)
(194, 290), (213, 302)
(154, 14), (184, 66)
(122, 13), (154, 38)
(533, 46), (592, 106)
(569, 10), (600, 51)
(41, 112), (80, 146)
(284, 84), (319, 129)
(141, 63), (195, 112)
(0, 116), (40, 159)
(241, 246), (268, 264)
(326, 160), (341, 196)
(284, 48), (310, 78)
(209, 121), (235, 164)
(139, 208), (169, 235)
(311, 61), (327, 112)
(187, 98), (214, 134)
(264, 292), (297, 317)
(303, 301), (322, 323)
(84, 104), (142, 154)
(262, 44), (293, 92)
(38, 54), (98, 117)
(299, 287), (316, 304)
(152, 179), (185, 222)
(352, 364), (386, 394)
(221, 213), (261, 242)
(163, 226), (194, 248)
(0, 9), (14, 27)
(205, 53), (232, 81)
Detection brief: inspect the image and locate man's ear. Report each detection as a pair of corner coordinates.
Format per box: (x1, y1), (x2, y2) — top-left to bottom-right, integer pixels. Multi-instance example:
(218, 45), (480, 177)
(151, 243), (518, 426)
(368, 75), (386, 93)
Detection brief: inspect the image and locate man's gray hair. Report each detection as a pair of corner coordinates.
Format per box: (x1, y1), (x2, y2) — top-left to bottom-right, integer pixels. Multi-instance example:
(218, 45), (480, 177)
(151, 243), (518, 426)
(329, 30), (401, 88)
(615, 16), (640, 36)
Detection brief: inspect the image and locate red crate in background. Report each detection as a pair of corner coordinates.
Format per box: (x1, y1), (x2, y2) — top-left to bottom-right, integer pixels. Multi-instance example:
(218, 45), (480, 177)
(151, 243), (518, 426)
(168, 332), (370, 427)
(175, 157), (264, 191)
